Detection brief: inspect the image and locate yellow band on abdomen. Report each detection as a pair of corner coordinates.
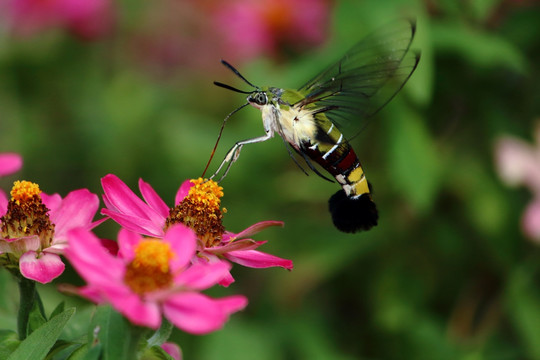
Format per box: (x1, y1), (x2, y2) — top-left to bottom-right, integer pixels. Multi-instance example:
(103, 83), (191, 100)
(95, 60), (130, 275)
(348, 167), (370, 196)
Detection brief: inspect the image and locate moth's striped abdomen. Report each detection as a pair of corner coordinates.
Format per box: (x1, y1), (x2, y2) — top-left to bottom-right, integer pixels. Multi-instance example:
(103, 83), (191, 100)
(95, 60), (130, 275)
(301, 120), (378, 232)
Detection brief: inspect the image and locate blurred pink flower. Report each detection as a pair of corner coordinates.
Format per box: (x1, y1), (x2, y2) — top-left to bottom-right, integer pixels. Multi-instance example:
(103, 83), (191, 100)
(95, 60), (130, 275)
(0, 153), (23, 206)
(0, 180), (100, 283)
(65, 224), (248, 333)
(0, 153), (22, 177)
(127, 0), (330, 77)
(212, 0), (331, 60)
(495, 125), (540, 242)
(4, 0), (113, 39)
(100, 174), (292, 286)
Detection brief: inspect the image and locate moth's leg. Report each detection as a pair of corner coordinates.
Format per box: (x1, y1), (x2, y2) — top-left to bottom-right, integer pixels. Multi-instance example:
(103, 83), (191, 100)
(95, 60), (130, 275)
(209, 131), (274, 182)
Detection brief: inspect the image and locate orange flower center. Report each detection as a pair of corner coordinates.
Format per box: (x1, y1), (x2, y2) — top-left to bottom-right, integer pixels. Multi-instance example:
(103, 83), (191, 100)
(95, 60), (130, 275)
(124, 239), (175, 294)
(11, 180), (41, 203)
(166, 178), (225, 248)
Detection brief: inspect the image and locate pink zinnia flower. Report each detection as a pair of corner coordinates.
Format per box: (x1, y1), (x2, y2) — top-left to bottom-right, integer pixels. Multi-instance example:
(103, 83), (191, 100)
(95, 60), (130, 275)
(212, 0), (331, 60)
(65, 224), (247, 334)
(495, 125), (540, 242)
(0, 152), (23, 206)
(101, 175), (293, 286)
(0, 180), (100, 283)
(3, 0), (113, 40)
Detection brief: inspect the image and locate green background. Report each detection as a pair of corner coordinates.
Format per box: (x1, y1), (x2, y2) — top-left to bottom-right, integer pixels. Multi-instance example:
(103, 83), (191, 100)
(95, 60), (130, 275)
(1, 0), (540, 359)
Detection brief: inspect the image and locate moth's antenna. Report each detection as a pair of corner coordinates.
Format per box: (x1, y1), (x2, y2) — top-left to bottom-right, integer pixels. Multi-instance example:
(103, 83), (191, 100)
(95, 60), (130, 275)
(220, 60), (259, 89)
(213, 81), (252, 94)
(201, 102), (250, 178)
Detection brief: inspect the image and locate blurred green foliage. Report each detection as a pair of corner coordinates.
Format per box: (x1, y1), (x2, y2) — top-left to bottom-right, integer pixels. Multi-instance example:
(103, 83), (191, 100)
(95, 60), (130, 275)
(1, 0), (540, 359)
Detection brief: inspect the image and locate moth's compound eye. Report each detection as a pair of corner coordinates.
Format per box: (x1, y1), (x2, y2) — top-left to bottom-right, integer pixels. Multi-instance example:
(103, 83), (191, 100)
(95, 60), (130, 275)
(256, 93), (267, 105)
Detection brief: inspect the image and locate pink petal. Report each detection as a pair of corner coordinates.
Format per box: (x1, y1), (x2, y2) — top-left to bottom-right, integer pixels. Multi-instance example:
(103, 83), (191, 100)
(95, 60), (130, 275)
(192, 254), (235, 287)
(19, 251), (65, 284)
(40, 193), (62, 213)
(164, 224), (197, 271)
(74, 285), (107, 304)
(99, 238), (119, 256)
(77, 277), (162, 328)
(224, 250), (293, 270)
(175, 261), (231, 290)
(224, 220), (284, 240)
(89, 217), (108, 230)
(109, 291), (162, 329)
(48, 189), (99, 242)
(139, 178), (170, 218)
(174, 180), (193, 205)
(207, 239), (266, 255)
(163, 293), (246, 334)
(0, 153), (22, 176)
(58, 284), (107, 304)
(214, 295), (249, 314)
(43, 244), (66, 254)
(218, 271), (235, 287)
(101, 174), (165, 230)
(0, 235), (41, 256)
(101, 209), (165, 238)
(161, 342), (182, 360)
(65, 228), (124, 286)
(117, 228), (141, 260)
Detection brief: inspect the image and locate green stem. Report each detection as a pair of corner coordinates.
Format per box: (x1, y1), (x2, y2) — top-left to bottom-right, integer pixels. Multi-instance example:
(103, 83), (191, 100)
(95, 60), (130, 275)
(147, 319), (173, 347)
(125, 324), (147, 360)
(17, 275), (36, 340)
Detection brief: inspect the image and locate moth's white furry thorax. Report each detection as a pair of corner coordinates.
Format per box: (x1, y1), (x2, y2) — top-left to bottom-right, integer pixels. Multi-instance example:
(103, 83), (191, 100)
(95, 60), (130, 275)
(261, 104), (317, 148)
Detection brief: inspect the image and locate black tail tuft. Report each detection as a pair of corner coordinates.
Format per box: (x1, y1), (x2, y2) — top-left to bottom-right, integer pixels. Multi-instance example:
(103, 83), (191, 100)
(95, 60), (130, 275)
(328, 190), (378, 233)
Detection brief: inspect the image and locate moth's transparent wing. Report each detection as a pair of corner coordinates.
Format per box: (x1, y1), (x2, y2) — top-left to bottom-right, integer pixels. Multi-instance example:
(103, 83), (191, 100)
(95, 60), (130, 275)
(296, 19), (420, 139)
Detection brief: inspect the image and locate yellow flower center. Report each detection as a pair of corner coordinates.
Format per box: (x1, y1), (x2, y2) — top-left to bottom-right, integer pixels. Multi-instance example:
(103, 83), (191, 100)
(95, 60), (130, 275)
(186, 178), (224, 211)
(1, 181), (54, 249)
(11, 180), (41, 204)
(166, 178), (225, 248)
(124, 239), (174, 294)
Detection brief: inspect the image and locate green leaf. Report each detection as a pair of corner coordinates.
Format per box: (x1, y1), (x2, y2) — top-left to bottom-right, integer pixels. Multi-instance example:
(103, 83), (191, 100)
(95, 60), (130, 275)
(91, 305), (147, 360)
(0, 330), (20, 359)
(64, 343), (102, 360)
(84, 344), (103, 360)
(63, 344), (86, 360)
(7, 307), (75, 360)
(27, 298), (47, 336)
(49, 302), (66, 320)
(44, 339), (77, 360)
(81, 344), (102, 360)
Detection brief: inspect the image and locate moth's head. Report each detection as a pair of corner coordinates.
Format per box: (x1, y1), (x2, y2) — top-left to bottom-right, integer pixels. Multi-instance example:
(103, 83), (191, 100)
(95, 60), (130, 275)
(247, 90), (269, 109)
(247, 87), (284, 109)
